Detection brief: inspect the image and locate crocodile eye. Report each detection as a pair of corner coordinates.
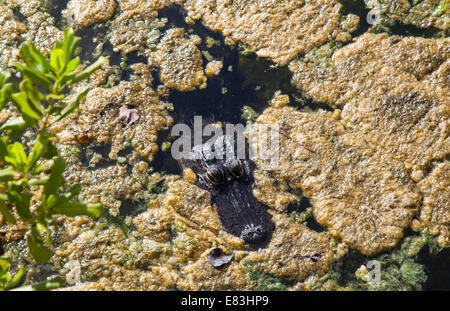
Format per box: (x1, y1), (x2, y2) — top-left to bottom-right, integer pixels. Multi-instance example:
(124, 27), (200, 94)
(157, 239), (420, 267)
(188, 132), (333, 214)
(225, 158), (243, 179)
(205, 164), (225, 185)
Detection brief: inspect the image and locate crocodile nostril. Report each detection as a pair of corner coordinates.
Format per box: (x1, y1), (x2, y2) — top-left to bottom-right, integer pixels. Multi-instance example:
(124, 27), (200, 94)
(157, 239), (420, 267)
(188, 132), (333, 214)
(240, 224), (266, 244)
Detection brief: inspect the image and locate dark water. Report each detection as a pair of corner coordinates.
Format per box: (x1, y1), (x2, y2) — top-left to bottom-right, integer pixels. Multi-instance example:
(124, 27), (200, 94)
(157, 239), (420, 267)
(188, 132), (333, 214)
(150, 6), (326, 174)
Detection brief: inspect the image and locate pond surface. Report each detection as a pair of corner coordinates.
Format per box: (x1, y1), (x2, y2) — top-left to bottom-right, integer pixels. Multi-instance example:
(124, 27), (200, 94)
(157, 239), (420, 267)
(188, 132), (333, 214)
(0, 0), (448, 291)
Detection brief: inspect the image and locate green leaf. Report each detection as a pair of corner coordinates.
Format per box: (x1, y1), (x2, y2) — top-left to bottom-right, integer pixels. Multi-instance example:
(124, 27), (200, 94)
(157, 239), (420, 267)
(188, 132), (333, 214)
(432, 0), (448, 17)
(21, 78), (45, 104)
(0, 117), (28, 140)
(26, 134), (48, 171)
(44, 193), (59, 210)
(61, 28), (81, 64)
(10, 91), (43, 122)
(0, 166), (16, 182)
(59, 184), (81, 201)
(31, 276), (64, 291)
(5, 142), (27, 170)
(54, 85), (88, 122)
(44, 71), (57, 81)
(0, 199), (16, 224)
(28, 44), (50, 72)
(0, 138), (7, 158)
(42, 140), (58, 159)
(0, 254), (10, 272)
(12, 62), (51, 89)
(46, 93), (65, 102)
(66, 183), (81, 199)
(50, 48), (65, 75)
(15, 42), (51, 88)
(0, 71), (11, 88)
(72, 56), (106, 83)
(6, 267), (25, 289)
(0, 274), (10, 287)
(7, 187), (31, 221)
(64, 56), (80, 75)
(17, 42), (49, 74)
(44, 156), (66, 196)
(53, 202), (103, 218)
(36, 222), (52, 245)
(27, 226), (52, 264)
(0, 72), (16, 110)
(32, 159), (53, 175)
(28, 175), (50, 185)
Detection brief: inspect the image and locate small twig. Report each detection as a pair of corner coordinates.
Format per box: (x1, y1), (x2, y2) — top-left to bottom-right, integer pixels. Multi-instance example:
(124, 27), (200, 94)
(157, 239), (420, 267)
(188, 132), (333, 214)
(290, 253), (321, 262)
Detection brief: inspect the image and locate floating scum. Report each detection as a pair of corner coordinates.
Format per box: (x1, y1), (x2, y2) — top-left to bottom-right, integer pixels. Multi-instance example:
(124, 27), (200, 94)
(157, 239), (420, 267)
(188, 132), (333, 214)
(1, 0), (447, 290)
(158, 176), (333, 289)
(53, 170), (334, 290)
(178, 0), (355, 66)
(51, 63), (173, 164)
(290, 33), (449, 176)
(417, 162), (450, 247)
(153, 28), (207, 91)
(289, 33), (450, 247)
(51, 63), (173, 216)
(97, 0), (169, 56)
(247, 104), (421, 255)
(365, 0), (450, 32)
(65, 0), (117, 29)
(0, 1), (63, 72)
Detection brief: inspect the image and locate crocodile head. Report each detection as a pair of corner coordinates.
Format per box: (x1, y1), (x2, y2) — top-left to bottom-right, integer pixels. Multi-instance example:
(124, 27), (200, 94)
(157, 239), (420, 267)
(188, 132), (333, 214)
(179, 133), (274, 248)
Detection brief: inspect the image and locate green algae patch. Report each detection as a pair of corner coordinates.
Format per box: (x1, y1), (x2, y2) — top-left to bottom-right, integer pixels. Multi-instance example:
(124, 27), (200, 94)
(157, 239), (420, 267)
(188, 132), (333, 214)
(416, 162), (450, 247)
(64, 0), (117, 29)
(46, 63), (173, 216)
(247, 105), (421, 255)
(179, 0), (356, 66)
(399, 259), (427, 289)
(153, 28), (207, 91)
(106, 0), (170, 56)
(369, 0), (450, 32)
(361, 235), (431, 290)
(290, 33), (450, 176)
(244, 263), (290, 291)
(0, 1), (63, 72)
(242, 213), (333, 280)
(311, 232), (438, 291)
(52, 63), (173, 164)
(1, 0), (448, 292)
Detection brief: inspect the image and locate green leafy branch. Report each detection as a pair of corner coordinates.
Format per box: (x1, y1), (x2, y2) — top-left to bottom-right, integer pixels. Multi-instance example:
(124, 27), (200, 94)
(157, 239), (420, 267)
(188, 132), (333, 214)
(0, 253), (25, 291)
(0, 28), (105, 264)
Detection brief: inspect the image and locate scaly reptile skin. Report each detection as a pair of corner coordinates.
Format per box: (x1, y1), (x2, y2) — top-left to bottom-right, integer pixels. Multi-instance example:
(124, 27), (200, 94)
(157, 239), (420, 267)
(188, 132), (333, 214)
(179, 133), (274, 249)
